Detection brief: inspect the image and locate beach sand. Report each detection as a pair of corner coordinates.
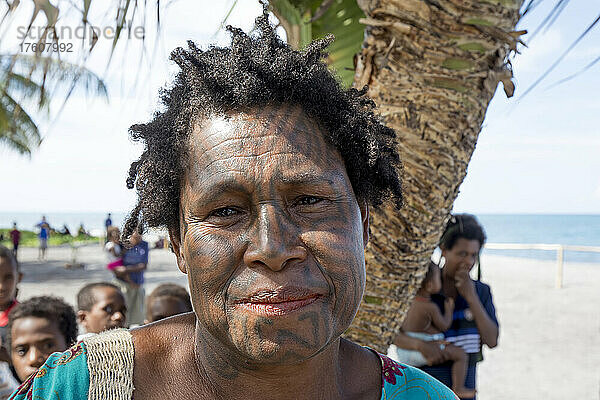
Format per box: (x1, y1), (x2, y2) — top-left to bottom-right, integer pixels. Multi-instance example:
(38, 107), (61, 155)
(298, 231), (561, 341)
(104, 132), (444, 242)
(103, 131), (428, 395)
(12, 245), (600, 399)
(477, 254), (599, 400)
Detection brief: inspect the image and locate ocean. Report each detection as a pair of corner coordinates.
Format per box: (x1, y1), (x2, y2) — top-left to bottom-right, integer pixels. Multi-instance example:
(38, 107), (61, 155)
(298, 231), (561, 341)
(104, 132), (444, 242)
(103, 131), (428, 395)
(1, 212), (599, 263)
(477, 214), (600, 263)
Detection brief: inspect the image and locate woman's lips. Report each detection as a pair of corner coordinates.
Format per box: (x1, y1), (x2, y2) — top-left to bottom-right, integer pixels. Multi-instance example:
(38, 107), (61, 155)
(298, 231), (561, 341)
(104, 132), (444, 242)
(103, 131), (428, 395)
(238, 296), (320, 316)
(234, 288), (323, 317)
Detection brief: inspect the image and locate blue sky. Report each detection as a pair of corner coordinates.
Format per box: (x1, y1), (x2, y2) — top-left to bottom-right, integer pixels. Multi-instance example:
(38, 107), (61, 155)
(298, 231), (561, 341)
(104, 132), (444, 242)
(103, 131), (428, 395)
(0, 1), (598, 214)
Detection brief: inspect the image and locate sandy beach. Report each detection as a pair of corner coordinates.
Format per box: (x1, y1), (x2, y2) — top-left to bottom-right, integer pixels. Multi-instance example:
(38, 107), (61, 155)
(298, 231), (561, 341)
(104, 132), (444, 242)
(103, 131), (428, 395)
(477, 254), (599, 400)
(12, 244), (600, 399)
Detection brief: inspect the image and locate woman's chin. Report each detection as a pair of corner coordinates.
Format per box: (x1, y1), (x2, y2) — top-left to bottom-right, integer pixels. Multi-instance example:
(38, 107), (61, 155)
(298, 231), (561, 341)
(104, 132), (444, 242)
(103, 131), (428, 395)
(235, 339), (323, 365)
(229, 324), (332, 365)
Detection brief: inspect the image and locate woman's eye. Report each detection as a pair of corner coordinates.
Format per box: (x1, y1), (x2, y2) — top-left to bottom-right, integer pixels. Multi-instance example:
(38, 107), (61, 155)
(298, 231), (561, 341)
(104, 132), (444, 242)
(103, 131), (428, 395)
(210, 207), (238, 218)
(297, 196), (322, 205)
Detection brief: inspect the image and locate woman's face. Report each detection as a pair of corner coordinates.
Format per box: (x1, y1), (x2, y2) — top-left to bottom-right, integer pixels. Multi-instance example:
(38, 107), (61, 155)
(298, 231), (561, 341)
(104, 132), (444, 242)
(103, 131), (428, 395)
(441, 238), (481, 277)
(172, 104), (369, 365)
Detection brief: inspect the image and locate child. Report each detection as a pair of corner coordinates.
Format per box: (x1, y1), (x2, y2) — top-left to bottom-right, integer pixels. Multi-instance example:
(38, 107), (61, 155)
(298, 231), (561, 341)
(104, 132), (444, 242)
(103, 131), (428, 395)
(76, 282), (127, 339)
(0, 247), (21, 397)
(388, 262), (476, 399)
(7, 296), (77, 382)
(145, 283), (192, 324)
(104, 227), (125, 272)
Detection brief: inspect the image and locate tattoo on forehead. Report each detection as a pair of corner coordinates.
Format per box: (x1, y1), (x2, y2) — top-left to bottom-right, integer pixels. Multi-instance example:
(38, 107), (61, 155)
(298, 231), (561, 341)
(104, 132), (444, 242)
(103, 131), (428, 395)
(123, 13), (403, 244)
(235, 105), (329, 157)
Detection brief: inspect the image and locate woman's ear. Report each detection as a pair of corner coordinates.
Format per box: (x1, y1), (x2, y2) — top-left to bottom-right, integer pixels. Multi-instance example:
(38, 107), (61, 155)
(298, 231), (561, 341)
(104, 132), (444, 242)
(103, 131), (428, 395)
(168, 228), (187, 275)
(359, 200), (370, 248)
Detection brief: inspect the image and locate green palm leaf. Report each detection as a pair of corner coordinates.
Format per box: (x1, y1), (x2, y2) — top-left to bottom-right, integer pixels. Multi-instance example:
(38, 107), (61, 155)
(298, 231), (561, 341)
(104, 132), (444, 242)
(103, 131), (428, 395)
(0, 53), (108, 155)
(307, 0), (364, 87)
(0, 88), (41, 155)
(269, 0), (365, 87)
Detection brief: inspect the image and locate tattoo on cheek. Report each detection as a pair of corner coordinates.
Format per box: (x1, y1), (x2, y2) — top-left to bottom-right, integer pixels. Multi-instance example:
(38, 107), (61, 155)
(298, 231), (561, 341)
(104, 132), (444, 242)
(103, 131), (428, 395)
(297, 311), (322, 347)
(314, 237), (363, 330)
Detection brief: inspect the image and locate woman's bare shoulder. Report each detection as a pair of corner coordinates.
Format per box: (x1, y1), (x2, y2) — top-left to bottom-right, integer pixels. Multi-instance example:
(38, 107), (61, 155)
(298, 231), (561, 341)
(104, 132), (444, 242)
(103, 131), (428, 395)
(339, 338), (382, 399)
(131, 312), (196, 351)
(131, 313), (196, 399)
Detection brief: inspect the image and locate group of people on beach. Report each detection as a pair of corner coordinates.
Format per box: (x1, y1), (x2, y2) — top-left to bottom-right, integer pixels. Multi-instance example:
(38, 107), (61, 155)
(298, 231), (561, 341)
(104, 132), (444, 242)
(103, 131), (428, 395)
(6, 217), (92, 263)
(2, 11), (499, 400)
(0, 245), (193, 398)
(4, 222), (41, 262)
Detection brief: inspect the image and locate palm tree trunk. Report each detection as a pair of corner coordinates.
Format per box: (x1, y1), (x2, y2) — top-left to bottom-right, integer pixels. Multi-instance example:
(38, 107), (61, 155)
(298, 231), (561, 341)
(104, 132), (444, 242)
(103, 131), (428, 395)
(346, 0), (524, 351)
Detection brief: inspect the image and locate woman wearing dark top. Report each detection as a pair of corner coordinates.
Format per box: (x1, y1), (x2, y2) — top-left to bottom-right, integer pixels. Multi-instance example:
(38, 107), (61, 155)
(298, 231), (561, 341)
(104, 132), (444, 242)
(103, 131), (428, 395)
(393, 214), (499, 399)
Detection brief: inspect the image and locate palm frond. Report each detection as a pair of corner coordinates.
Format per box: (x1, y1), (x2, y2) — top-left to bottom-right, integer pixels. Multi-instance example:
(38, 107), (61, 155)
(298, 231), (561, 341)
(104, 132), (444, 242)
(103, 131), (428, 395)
(213, 0), (239, 39)
(527, 0), (570, 43)
(0, 87), (41, 155)
(3, 53), (108, 100)
(521, 0), (542, 17)
(268, 0), (364, 87)
(548, 54), (600, 88)
(0, 70), (44, 99)
(520, 12), (600, 99)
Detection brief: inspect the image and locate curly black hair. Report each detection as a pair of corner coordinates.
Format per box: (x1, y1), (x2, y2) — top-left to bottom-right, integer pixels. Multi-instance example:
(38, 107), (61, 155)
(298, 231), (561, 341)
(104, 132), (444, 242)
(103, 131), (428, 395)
(77, 282), (123, 311)
(439, 214), (487, 251)
(7, 296), (78, 349)
(122, 9), (403, 238)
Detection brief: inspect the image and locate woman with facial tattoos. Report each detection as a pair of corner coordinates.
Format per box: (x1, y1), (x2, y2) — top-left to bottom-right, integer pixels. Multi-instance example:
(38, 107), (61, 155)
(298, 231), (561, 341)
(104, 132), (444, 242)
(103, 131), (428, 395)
(9, 11), (457, 400)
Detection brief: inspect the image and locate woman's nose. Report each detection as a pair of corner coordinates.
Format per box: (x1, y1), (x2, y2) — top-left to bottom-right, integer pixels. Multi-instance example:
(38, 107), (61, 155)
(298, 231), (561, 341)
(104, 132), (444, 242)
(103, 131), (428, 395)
(243, 206), (307, 271)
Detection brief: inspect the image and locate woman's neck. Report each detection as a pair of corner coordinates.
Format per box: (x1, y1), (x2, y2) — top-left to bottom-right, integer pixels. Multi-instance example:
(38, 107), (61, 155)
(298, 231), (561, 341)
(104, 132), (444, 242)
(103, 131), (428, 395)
(441, 268), (458, 297)
(194, 323), (346, 400)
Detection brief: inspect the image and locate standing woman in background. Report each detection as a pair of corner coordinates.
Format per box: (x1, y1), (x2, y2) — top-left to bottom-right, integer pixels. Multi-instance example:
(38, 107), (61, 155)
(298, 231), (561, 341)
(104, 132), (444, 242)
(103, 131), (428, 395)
(393, 214), (499, 399)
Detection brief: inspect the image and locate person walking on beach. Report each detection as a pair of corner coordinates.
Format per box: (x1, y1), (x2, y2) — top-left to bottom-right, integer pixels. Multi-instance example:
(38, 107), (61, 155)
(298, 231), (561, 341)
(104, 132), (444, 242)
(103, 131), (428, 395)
(104, 213), (112, 242)
(112, 230), (148, 326)
(8, 224), (20, 260)
(393, 214), (499, 400)
(35, 217), (50, 261)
